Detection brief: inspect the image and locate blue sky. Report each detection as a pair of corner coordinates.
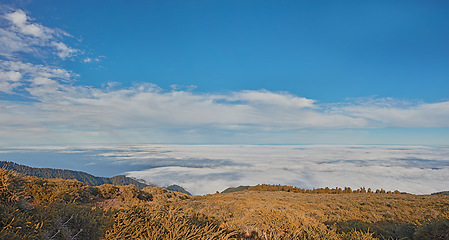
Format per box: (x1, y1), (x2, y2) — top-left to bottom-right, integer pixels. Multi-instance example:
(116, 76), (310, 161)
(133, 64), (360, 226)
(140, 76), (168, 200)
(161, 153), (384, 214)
(1, 0), (449, 145)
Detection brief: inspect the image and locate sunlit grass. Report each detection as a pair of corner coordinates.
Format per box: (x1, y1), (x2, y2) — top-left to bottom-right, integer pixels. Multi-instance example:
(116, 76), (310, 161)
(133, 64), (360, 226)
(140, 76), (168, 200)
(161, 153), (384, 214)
(1, 168), (448, 239)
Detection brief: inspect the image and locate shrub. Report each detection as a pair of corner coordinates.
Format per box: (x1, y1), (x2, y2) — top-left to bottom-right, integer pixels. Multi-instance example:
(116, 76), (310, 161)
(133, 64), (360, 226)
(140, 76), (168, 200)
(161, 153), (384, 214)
(0, 169), (111, 240)
(341, 229), (377, 240)
(0, 168), (25, 203)
(40, 202), (112, 240)
(98, 184), (120, 199)
(26, 177), (93, 204)
(104, 204), (234, 239)
(414, 218), (449, 240)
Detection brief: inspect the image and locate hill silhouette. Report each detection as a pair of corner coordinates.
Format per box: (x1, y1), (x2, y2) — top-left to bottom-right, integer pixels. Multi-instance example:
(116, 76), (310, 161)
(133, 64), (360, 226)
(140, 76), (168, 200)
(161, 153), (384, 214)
(0, 161), (149, 188)
(222, 185), (250, 193)
(0, 161), (192, 194)
(165, 184), (192, 195)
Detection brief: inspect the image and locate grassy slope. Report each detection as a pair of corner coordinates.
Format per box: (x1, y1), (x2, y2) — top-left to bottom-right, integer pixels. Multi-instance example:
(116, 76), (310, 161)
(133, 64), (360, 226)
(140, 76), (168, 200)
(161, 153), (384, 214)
(103, 190), (449, 239)
(183, 191), (449, 239)
(191, 191), (449, 224)
(2, 168), (449, 239)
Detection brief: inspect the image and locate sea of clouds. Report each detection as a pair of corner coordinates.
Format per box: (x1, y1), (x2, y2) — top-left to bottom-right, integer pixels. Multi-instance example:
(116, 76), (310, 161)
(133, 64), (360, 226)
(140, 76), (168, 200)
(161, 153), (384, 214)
(1, 144), (449, 195)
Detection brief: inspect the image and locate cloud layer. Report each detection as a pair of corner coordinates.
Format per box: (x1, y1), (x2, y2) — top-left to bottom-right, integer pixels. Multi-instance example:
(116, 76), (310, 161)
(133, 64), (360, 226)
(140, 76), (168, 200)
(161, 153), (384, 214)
(119, 145), (449, 195)
(2, 145), (448, 195)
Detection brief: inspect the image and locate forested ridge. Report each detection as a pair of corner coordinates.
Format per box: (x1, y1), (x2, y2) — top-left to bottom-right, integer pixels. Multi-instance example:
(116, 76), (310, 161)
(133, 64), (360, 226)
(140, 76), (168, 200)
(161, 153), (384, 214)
(246, 184), (402, 194)
(0, 161), (149, 189)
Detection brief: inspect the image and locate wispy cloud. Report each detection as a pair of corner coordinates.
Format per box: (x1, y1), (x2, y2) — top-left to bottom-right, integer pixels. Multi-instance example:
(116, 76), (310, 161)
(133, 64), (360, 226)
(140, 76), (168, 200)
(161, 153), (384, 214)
(0, 60), (76, 96)
(83, 56), (103, 63)
(342, 99), (449, 128)
(1, 75), (448, 144)
(232, 90), (316, 108)
(0, 9), (78, 60)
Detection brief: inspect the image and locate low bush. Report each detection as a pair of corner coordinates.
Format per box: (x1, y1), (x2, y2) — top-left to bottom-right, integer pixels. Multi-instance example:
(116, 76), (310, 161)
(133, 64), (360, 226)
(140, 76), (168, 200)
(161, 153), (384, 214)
(414, 218), (449, 240)
(104, 204), (235, 240)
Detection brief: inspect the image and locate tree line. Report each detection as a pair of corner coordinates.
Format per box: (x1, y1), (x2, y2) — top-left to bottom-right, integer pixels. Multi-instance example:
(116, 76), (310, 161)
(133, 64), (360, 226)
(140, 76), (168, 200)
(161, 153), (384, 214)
(248, 184), (402, 194)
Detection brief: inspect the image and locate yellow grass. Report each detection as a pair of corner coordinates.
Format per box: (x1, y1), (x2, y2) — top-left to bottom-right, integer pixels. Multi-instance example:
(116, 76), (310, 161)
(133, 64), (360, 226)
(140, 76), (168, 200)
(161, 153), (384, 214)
(1, 168), (449, 239)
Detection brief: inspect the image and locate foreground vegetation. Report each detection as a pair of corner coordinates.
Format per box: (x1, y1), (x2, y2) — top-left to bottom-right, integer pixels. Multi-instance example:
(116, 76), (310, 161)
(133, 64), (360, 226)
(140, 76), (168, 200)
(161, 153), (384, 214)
(1, 168), (449, 239)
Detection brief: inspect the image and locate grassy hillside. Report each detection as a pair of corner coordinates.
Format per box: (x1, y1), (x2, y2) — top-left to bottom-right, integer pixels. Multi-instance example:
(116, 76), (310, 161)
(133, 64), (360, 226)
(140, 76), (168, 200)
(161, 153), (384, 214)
(184, 191), (449, 239)
(1, 168), (448, 239)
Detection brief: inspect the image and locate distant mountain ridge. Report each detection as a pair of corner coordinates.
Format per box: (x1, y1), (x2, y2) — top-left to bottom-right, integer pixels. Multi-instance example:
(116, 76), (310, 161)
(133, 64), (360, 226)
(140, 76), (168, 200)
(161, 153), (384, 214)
(0, 161), (191, 195)
(0, 161), (149, 188)
(165, 184), (192, 195)
(431, 191), (449, 196)
(222, 185), (250, 193)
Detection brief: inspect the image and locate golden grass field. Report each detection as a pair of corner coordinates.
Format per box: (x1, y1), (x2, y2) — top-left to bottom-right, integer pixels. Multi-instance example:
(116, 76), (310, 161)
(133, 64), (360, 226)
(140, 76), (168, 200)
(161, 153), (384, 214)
(1, 168), (449, 239)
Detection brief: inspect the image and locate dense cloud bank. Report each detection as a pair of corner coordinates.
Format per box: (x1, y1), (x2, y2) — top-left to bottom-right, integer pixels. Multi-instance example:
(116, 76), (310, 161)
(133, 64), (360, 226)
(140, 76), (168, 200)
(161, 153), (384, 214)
(1, 145), (448, 195)
(123, 145), (449, 195)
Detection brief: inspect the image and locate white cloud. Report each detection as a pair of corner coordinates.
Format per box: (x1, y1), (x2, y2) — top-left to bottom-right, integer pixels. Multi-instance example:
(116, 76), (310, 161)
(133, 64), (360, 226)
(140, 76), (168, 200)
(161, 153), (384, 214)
(51, 41), (78, 59)
(342, 98), (449, 128)
(83, 57), (92, 63)
(5, 10), (49, 38)
(0, 28), (33, 57)
(0, 9), (78, 59)
(233, 90), (316, 108)
(45, 144), (447, 195)
(0, 70), (22, 81)
(0, 81), (18, 93)
(0, 65), (448, 144)
(0, 60), (76, 96)
(3, 145), (448, 195)
(83, 56), (102, 63)
(53, 86), (369, 131)
(0, 70), (22, 93)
